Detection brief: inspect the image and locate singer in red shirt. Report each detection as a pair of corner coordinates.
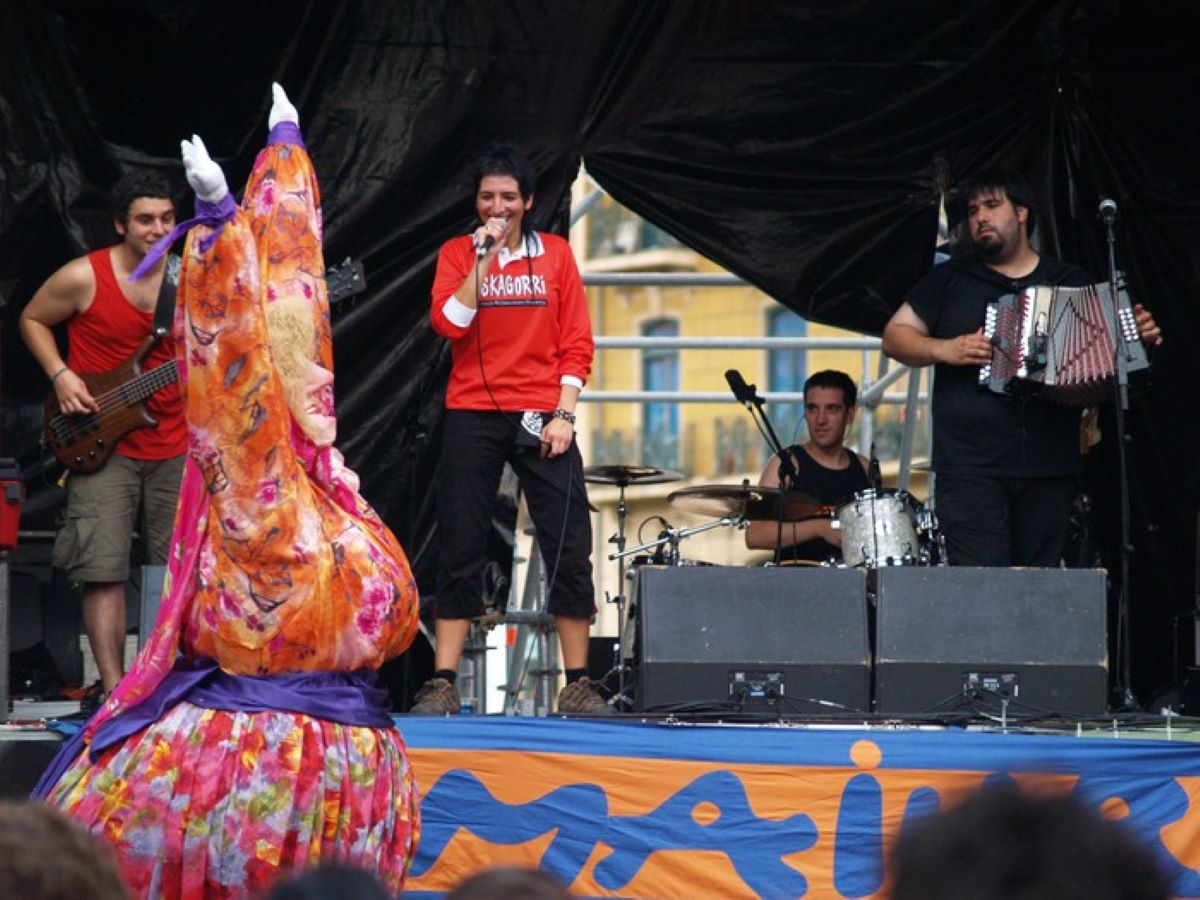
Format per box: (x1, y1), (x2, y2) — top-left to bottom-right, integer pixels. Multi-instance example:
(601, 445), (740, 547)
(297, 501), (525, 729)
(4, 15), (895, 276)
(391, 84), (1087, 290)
(417, 145), (607, 716)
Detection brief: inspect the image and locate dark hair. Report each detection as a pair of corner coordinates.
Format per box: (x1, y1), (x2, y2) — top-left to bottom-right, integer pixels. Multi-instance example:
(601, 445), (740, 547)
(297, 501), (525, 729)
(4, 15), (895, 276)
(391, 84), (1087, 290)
(110, 170), (176, 225)
(804, 370), (857, 408)
(0, 802), (130, 900)
(956, 167), (1038, 235)
(263, 863), (391, 900)
(889, 787), (1172, 900)
(446, 866), (571, 900)
(472, 144), (537, 234)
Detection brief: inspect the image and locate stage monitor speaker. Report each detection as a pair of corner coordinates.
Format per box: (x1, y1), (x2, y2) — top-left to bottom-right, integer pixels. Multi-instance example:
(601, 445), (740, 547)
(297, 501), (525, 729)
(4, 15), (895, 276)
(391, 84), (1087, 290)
(138, 564), (167, 651)
(874, 567), (1108, 716)
(636, 565), (870, 713)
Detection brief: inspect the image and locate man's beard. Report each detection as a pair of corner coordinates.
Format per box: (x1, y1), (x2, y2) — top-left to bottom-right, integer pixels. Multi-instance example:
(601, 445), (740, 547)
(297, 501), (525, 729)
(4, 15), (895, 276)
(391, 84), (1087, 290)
(974, 232), (1005, 259)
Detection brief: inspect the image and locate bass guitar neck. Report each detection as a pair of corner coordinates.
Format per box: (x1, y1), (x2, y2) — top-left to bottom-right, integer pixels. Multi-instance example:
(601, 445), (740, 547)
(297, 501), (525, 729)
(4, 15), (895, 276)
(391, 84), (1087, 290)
(43, 257), (366, 474)
(43, 332), (176, 474)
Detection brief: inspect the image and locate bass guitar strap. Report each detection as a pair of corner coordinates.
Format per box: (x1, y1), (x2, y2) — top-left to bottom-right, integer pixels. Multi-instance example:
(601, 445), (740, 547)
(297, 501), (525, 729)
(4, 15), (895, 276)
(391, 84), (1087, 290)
(153, 253), (181, 334)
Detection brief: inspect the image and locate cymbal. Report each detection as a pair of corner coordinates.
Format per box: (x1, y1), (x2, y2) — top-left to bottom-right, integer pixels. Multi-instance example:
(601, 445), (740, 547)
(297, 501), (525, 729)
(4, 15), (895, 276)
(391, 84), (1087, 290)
(583, 464), (685, 487)
(667, 484), (825, 521)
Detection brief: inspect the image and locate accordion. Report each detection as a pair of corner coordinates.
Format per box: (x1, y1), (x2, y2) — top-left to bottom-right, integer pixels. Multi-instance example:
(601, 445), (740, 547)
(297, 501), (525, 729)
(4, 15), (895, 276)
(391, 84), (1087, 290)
(979, 279), (1149, 405)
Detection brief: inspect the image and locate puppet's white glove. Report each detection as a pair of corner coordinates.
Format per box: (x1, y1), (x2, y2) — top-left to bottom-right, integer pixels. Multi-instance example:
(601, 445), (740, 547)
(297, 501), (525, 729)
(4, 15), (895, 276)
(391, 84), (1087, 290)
(180, 134), (229, 204)
(268, 82), (299, 130)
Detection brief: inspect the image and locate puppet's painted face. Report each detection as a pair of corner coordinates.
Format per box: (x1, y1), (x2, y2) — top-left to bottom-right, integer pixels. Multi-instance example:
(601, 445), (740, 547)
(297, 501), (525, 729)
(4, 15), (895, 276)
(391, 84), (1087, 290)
(268, 296), (336, 448)
(300, 360), (336, 447)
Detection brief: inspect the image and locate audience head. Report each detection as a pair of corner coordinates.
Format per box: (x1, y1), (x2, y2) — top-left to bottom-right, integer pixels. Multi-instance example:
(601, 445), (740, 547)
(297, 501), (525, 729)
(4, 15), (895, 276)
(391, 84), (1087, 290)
(446, 865), (571, 900)
(261, 862), (391, 900)
(0, 801), (130, 900)
(888, 786), (1171, 900)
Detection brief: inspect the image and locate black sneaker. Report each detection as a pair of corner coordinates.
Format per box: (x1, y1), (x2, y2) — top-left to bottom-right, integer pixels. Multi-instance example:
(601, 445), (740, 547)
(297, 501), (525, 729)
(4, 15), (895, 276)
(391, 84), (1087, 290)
(409, 677), (461, 715)
(557, 677), (614, 716)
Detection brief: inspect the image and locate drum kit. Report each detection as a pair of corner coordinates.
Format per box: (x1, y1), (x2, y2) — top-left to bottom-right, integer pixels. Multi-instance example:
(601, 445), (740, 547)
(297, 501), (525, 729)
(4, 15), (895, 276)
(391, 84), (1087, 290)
(583, 463), (946, 703)
(584, 464), (944, 570)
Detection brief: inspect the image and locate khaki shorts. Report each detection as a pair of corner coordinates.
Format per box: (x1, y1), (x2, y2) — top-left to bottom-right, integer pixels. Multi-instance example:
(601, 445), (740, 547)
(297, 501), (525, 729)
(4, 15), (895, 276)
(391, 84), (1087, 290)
(53, 454), (185, 585)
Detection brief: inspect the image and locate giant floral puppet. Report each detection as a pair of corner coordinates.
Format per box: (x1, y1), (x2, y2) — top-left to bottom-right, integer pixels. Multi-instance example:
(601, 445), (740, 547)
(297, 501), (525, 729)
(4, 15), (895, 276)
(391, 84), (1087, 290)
(33, 85), (421, 898)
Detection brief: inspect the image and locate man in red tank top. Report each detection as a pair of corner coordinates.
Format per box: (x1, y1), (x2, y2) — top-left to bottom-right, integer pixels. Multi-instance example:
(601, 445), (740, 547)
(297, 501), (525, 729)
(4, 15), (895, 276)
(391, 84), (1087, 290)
(19, 172), (186, 700)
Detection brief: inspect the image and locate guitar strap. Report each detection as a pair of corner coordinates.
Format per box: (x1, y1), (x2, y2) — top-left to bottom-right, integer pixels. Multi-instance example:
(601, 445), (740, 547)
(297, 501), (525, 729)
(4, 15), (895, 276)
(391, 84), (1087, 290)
(153, 253), (182, 333)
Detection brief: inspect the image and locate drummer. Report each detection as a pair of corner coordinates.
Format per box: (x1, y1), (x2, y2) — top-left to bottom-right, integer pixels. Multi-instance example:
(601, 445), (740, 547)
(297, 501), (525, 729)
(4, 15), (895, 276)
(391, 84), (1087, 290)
(744, 370), (871, 563)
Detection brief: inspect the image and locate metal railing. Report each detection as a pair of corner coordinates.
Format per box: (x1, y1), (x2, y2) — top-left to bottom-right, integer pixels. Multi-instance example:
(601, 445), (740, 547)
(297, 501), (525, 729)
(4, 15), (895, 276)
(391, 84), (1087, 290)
(581, 334), (929, 487)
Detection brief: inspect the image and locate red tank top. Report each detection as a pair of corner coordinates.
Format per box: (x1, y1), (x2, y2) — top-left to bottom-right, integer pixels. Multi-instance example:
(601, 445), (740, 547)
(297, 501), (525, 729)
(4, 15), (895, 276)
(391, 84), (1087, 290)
(66, 248), (186, 460)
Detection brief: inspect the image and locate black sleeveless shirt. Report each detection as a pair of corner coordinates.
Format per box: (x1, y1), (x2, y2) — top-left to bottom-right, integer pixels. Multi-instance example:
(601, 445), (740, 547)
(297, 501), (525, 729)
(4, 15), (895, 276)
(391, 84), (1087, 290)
(777, 444), (871, 562)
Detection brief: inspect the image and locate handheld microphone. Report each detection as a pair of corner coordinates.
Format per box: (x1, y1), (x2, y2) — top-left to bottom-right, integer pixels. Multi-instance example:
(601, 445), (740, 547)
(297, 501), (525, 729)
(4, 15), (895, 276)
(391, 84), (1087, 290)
(724, 369), (757, 406)
(475, 218), (510, 257)
(1098, 197), (1118, 226)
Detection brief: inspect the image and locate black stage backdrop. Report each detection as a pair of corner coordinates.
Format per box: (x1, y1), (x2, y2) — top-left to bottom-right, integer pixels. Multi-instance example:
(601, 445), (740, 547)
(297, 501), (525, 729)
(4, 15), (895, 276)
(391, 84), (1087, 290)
(2, 0), (1198, 699)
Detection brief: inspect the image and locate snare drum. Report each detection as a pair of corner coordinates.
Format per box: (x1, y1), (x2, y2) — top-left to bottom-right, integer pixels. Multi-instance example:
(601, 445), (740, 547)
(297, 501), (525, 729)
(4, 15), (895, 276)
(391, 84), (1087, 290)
(835, 489), (926, 567)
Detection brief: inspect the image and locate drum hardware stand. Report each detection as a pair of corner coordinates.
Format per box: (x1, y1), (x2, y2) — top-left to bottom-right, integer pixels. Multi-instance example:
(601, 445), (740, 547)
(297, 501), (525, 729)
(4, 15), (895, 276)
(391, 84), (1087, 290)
(1100, 198), (1137, 711)
(607, 477), (632, 705)
(583, 465), (684, 711)
(724, 369), (796, 564)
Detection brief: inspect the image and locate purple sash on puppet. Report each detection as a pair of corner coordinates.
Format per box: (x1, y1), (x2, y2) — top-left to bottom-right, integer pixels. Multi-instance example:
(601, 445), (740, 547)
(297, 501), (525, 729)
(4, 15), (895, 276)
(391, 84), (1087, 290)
(132, 192), (238, 282)
(269, 121), (304, 149)
(32, 659), (393, 799)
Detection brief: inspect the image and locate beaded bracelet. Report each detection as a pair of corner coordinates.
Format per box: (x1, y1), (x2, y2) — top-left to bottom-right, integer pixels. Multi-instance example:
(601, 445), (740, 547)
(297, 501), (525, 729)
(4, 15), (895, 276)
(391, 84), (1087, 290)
(552, 408), (576, 425)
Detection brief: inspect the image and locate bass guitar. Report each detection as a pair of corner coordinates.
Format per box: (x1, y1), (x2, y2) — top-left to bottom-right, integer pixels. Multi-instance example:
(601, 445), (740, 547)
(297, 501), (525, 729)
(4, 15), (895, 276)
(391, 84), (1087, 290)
(43, 258), (365, 474)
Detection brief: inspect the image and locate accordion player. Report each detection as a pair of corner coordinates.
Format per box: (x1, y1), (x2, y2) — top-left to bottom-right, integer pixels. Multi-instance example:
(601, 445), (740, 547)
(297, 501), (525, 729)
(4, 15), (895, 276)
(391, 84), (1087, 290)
(979, 278), (1150, 405)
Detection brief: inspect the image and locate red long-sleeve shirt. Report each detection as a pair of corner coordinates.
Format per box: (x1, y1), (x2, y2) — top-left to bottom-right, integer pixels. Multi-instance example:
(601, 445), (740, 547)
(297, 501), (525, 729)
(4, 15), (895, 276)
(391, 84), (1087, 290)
(430, 231), (593, 411)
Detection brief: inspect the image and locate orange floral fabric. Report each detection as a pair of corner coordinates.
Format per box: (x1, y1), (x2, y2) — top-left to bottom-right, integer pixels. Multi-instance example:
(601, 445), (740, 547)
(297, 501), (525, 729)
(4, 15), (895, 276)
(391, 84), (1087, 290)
(177, 139), (418, 673)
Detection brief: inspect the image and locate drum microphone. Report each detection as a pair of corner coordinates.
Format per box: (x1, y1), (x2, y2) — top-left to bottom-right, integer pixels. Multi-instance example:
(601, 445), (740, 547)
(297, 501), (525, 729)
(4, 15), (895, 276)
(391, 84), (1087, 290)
(868, 442), (882, 490)
(1098, 197), (1118, 226)
(725, 369), (758, 407)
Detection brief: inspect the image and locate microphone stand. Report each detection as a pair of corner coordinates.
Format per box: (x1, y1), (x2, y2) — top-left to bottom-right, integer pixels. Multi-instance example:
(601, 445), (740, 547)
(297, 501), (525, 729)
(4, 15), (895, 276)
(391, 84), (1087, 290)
(1102, 208), (1136, 710)
(738, 389), (795, 564)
